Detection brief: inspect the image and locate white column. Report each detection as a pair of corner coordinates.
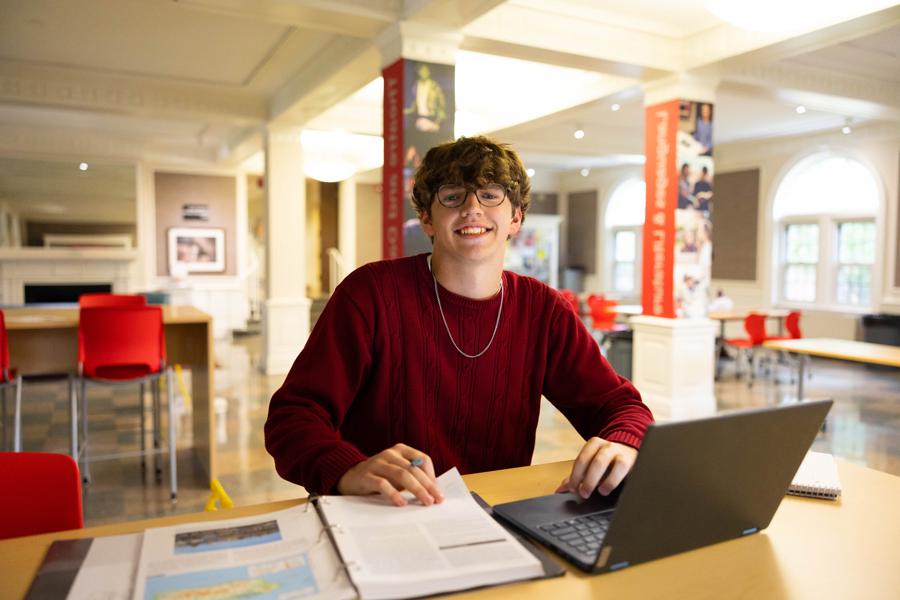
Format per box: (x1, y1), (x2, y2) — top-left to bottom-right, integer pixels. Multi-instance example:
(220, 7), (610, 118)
(631, 316), (717, 420)
(338, 177), (357, 274)
(262, 126), (311, 375)
(134, 160), (156, 292)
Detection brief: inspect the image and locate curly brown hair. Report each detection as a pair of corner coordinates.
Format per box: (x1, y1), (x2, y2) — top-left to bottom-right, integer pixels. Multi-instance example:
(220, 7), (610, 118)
(411, 136), (531, 222)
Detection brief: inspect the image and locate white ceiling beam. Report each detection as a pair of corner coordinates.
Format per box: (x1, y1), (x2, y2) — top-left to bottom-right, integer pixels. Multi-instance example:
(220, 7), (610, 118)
(156, 0), (400, 38)
(685, 4), (900, 73)
(0, 59), (267, 126)
(403, 0), (507, 27)
(461, 2), (683, 76)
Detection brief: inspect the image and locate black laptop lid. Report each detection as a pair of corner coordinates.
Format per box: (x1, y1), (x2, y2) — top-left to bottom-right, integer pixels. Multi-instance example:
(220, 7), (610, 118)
(595, 399), (832, 571)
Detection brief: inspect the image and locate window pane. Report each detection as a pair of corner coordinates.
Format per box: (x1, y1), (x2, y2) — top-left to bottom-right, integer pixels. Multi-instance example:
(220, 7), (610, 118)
(613, 262), (634, 293)
(784, 265), (816, 302)
(605, 179), (646, 227)
(836, 265), (871, 305)
(773, 155), (879, 219)
(614, 230), (636, 261)
(838, 221), (875, 264)
(785, 224), (819, 263)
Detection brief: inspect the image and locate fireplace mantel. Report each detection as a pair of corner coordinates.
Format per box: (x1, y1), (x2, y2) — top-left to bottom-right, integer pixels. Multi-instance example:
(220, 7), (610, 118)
(0, 248), (138, 305)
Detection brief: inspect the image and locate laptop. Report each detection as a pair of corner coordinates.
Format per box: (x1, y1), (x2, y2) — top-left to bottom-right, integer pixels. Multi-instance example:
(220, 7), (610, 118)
(493, 399), (832, 573)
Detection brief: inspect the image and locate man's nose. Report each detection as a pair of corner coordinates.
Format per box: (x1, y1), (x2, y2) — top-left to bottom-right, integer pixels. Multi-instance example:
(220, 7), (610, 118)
(460, 190), (483, 215)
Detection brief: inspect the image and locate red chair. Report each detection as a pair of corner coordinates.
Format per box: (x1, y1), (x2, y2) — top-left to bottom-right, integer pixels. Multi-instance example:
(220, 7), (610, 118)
(766, 311), (805, 383)
(586, 295), (627, 352)
(723, 313), (768, 383)
(559, 289), (580, 314)
(78, 293), (159, 469)
(0, 452), (83, 540)
(79, 293), (146, 308)
(0, 310), (23, 452)
(76, 305), (177, 500)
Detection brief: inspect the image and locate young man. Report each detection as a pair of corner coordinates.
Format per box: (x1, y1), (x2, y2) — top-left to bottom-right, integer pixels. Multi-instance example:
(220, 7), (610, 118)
(265, 136), (653, 507)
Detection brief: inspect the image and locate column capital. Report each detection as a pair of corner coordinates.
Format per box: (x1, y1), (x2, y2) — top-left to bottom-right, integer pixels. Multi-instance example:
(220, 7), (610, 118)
(375, 20), (463, 68)
(642, 73), (720, 106)
(263, 124), (303, 145)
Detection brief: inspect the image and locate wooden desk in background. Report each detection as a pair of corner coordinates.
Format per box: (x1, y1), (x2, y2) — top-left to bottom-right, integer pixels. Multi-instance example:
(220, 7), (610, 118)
(1, 460), (898, 599)
(2, 305), (217, 480)
(763, 337), (900, 400)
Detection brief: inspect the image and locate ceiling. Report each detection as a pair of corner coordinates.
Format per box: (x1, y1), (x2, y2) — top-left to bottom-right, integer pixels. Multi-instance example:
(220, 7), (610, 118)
(0, 0), (897, 204)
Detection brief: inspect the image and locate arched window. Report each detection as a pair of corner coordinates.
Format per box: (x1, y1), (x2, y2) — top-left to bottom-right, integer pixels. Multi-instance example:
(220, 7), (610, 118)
(605, 178), (645, 295)
(773, 153), (880, 307)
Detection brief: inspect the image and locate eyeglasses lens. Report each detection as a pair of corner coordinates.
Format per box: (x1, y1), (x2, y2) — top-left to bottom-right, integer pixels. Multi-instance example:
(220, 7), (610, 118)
(437, 184), (506, 207)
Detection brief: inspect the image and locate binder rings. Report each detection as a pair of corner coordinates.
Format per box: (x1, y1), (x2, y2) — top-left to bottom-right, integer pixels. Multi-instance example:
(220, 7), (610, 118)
(788, 451), (842, 500)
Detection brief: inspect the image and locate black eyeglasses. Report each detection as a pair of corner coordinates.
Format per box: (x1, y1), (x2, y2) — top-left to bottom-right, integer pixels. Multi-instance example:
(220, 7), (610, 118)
(434, 183), (508, 208)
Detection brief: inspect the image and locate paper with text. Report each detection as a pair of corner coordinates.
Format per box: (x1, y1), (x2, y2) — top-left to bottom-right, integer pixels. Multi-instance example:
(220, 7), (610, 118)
(132, 505), (355, 600)
(318, 468), (543, 600)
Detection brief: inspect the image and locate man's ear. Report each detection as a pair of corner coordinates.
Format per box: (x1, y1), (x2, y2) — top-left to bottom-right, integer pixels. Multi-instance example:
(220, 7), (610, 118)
(419, 210), (435, 238)
(508, 207), (523, 237)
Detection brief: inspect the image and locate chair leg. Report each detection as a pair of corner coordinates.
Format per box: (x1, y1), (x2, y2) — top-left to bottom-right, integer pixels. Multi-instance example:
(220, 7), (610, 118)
(139, 382), (146, 471)
(13, 377), (22, 452)
(153, 378), (161, 480)
(80, 379), (91, 484)
(167, 367), (177, 501)
(69, 376), (78, 460)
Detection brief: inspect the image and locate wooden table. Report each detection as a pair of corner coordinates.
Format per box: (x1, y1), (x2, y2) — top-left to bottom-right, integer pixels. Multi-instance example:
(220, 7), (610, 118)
(2, 305), (216, 479)
(763, 337), (900, 400)
(2, 460), (899, 599)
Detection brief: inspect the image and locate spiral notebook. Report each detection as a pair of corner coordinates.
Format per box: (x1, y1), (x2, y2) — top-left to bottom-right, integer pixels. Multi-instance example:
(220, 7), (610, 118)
(788, 451), (842, 500)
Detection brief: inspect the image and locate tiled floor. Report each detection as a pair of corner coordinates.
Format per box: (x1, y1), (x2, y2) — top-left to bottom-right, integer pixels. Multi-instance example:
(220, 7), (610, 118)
(5, 333), (899, 527)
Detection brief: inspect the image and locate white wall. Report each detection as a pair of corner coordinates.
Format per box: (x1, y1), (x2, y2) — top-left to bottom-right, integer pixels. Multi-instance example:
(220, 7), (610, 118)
(558, 164), (643, 296)
(715, 122), (900, 339)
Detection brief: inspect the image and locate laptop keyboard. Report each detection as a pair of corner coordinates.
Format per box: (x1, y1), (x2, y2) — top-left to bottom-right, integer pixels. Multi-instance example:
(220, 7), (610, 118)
(538, 512), (611, 557)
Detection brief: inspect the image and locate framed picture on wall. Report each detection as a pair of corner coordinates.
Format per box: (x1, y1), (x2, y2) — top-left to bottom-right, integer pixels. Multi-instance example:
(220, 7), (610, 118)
(168, 227), (225, 274)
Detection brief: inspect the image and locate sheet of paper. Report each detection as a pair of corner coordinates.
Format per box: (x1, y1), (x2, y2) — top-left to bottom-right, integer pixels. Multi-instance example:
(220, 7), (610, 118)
(318, 468), (543, 600)
(132, 505), (355, 600)
(66, 533), (142, 600)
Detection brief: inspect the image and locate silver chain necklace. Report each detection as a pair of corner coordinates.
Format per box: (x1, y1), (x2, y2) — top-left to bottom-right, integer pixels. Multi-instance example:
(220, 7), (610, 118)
(427, 255), (504, 359)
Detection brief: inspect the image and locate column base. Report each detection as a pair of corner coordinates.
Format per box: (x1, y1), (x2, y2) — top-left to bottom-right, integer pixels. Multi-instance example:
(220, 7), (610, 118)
(261, 297), (312, 375)
(631, 316), (717, 421)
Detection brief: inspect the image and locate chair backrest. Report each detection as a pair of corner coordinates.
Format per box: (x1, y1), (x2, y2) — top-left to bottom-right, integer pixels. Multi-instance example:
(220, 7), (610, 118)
(785, 311), (802, 339)
(587, 295), (618, 330)
(743, 313), (768, 345)
(79, 293), (147, 308)
(0, 309), (10, 380)
(78, 306), (166, 379)
(559, 289), (580, 314)
(0, 452), (83, 540)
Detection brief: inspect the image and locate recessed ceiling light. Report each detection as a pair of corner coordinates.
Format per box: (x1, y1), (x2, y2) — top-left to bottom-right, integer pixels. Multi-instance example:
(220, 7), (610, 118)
(574, 129), (585, 140)
(795, 105), (806, 114)
(526, 168), (535, 177)
(79, 162), (89, 171)
(611, 103), (621, 112)
(580, 168), (590, 177)
(842, 125), (852, 135)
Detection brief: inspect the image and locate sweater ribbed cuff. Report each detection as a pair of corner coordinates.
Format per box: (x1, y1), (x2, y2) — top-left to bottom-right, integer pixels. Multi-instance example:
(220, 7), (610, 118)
(605, 430), (644, 450)
(315, 443), (369, 495)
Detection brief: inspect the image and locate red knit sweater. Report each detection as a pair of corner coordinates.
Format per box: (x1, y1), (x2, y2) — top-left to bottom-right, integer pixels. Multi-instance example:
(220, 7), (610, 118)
(265, 254), (653, 493)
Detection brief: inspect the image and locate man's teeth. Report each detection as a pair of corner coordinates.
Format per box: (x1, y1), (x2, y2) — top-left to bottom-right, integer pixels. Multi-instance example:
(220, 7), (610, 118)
(459, 227), (487, 235)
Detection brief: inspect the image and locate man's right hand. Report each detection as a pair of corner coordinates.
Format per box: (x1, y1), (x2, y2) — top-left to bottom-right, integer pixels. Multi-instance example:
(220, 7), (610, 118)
(336, 443), (444, 507)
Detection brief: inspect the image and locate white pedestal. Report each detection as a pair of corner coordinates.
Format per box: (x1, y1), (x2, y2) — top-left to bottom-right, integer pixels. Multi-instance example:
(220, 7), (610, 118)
(631, 315), (717, 421)
(262, 297), (312, 375)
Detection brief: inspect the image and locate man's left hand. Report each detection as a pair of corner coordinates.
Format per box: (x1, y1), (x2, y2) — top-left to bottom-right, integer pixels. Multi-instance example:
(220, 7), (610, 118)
(555, 437), (638, 499)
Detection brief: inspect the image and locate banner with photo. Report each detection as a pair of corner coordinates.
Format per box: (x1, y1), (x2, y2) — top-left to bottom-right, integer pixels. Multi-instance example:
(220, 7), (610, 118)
(382, 58), (456, 259)
(674, 100), (714, 318)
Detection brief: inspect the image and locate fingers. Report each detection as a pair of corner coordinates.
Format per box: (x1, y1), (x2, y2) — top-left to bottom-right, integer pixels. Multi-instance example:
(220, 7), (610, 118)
(554, 477), (570, 494)
(339, 444), (444, 507)
(567, 438), (638, 499)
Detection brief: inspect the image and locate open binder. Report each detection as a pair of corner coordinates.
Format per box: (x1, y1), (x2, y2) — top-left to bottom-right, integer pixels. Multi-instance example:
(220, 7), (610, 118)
(29, 469), (562, 600)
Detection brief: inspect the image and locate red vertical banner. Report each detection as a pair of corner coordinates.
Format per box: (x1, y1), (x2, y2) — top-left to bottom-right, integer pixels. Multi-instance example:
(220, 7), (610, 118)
(382, 59), (404, 260)
(642, 100), (679, 318)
